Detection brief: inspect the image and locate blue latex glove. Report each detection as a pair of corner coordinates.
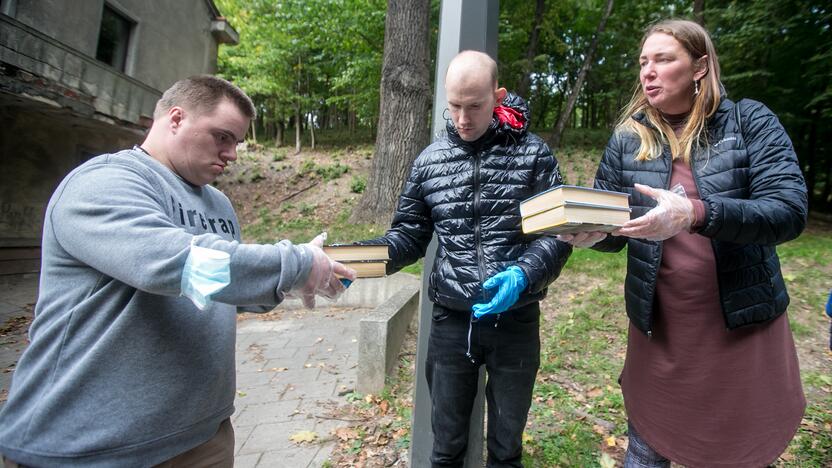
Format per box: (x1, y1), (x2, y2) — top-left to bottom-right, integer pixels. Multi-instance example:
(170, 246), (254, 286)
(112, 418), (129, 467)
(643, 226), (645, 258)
(826, 289), (832, 318)
(472, 266), (528, 319)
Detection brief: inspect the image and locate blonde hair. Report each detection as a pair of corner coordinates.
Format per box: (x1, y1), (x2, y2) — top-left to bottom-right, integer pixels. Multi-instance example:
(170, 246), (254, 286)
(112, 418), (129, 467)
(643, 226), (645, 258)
(616, 19), (722, 163)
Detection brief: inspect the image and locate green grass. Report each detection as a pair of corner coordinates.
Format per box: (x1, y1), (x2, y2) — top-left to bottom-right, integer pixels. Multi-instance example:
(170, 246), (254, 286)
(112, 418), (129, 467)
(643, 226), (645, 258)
(520, 230), (832, 467)
(242, 206), (384, 245)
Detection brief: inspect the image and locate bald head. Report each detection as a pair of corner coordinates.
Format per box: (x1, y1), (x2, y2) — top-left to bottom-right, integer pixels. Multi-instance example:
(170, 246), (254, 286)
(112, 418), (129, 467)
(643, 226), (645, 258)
(444, 51), (506, 141)
(445, 50), (498, 89)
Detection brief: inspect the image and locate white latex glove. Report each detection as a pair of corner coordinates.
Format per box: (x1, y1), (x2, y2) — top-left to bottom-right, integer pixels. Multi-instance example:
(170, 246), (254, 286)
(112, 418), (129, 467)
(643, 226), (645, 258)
(614, 183), (694, 241)
(556, 231), (608, 248)
(294, 233), (356, 308)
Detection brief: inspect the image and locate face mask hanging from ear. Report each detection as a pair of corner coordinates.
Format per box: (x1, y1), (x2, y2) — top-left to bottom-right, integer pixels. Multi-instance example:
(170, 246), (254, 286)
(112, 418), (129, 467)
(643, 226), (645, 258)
(181, 239), (231, 310)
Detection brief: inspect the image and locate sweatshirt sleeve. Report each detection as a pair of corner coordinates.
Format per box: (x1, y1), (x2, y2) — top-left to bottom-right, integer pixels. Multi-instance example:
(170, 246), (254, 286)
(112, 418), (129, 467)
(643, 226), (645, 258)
(49, 163), (311, 307)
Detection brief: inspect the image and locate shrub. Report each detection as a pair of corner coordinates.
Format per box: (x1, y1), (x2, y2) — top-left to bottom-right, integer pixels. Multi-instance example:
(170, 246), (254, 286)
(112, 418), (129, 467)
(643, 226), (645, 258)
(350, 175), (366, 193)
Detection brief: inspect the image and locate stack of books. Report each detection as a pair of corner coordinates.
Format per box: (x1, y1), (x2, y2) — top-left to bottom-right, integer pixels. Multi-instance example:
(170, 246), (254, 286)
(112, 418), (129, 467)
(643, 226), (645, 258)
(322, 243), (390, 278)
(520, 185), (631, 235)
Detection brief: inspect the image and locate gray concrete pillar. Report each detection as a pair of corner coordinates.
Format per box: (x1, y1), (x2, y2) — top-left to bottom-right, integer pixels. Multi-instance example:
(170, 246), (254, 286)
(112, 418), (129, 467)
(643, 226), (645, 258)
(410, 1), (499, 467)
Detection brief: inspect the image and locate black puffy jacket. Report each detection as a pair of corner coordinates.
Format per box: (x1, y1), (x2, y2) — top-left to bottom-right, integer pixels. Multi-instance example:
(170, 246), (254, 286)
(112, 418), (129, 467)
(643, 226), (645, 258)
(365, 93), (572, 313)
(593, 98), (808, 334)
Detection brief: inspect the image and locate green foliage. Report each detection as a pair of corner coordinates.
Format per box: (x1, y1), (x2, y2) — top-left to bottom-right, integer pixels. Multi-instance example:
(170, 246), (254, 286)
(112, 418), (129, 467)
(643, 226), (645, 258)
(216, 0), (388, 142)
(315, 162), (349, 181)
(349, 175), (367, 194)
(707, 0), (832, 211)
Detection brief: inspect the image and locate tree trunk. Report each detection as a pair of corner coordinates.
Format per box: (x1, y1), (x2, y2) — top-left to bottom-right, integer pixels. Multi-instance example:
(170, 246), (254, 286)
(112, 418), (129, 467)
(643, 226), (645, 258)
(352, 0), (432, 224)
(804, 114), (817, 210)
(309, 113), (316, 150)
(693, 0), (705, 26)
(535, 87), (550, 128)
(250, 119), (257, 143)
(517, 0), (546, 98)
(549, 0), (614, 149)
(294, 103), (302, 154)
(276, 121), (284, 147)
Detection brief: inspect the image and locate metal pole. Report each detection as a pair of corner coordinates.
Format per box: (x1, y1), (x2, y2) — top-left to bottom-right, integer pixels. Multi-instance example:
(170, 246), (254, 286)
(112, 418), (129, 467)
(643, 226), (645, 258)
(410, 1), (499, 466)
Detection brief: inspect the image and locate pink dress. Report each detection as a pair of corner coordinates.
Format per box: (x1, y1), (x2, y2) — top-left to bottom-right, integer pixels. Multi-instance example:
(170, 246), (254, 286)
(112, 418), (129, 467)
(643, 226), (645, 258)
(620, 157), (805, 467)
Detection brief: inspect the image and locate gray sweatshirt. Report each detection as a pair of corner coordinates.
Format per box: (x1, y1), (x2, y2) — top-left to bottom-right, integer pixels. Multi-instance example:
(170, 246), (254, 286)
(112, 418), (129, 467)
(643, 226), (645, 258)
(0, 149), (311, 466)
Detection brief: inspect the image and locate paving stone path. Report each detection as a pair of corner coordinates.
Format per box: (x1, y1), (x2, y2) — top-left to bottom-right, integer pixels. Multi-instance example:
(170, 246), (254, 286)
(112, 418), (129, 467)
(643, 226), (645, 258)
(0, 275), (367, 467)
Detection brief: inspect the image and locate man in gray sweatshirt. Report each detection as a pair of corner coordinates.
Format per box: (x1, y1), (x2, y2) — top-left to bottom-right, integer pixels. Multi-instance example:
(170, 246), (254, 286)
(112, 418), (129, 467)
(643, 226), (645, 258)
(0, 75), (354, 467)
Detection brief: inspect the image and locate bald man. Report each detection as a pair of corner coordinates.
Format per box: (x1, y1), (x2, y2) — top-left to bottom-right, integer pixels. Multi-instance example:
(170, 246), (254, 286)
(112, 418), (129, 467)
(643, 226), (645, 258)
(359, 51), (571, 467)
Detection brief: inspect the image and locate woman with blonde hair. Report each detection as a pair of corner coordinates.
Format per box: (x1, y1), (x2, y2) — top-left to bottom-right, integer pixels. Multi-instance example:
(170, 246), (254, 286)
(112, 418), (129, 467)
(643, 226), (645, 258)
(559, 19), (807, 467)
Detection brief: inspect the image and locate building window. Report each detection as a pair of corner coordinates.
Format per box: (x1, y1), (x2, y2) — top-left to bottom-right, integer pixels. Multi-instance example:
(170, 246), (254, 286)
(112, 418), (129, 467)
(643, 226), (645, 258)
(95, 4), (133, 72)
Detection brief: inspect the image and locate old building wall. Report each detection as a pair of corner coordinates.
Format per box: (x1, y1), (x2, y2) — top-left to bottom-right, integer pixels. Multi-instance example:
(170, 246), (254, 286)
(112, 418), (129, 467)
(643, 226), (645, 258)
(0, 0), (233, 273)
(0, 96), (141, 249)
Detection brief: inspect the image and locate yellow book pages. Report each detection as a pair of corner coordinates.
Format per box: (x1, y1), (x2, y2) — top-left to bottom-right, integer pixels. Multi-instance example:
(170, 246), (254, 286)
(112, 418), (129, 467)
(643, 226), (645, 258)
(520, 185), (630, 217)
(323, 244), (390, 262)
(521, 202), (631, 234)
(340, 261), (387, 278)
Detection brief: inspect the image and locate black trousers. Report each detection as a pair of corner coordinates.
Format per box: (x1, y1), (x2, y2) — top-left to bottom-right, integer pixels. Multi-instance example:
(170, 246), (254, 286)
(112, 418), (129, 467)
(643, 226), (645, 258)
(426, 302), (540, 468)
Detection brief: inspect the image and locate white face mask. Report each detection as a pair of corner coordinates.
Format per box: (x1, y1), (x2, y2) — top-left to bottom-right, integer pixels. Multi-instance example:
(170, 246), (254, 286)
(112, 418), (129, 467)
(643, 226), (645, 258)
(180, 241), (231, 310)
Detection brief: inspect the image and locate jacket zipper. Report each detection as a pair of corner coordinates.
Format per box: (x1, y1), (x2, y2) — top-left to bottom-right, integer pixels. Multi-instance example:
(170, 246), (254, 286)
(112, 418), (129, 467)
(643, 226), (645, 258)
(473, 151), (486, 286)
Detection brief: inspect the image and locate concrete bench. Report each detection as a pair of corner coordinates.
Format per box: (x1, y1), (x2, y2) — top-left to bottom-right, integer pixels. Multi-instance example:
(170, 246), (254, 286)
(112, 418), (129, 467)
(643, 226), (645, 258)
(356, 282), (420, 394)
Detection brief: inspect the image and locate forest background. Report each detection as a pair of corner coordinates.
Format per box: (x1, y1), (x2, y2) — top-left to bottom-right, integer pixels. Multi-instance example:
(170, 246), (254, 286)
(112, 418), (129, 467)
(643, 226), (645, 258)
(212, 1), (832, 466)
(216, 0), (831, 216)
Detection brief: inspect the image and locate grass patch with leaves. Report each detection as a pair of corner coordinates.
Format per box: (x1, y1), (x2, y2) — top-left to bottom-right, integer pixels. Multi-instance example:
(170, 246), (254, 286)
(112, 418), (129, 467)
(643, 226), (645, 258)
(524, 226), (832, 467)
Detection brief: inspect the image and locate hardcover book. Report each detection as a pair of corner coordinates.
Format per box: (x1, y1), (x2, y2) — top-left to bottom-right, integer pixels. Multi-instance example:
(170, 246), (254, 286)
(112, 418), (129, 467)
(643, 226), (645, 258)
(521, 201), (631, 235)
(520, 185), (630, 218)
(323, 243), (390, 278)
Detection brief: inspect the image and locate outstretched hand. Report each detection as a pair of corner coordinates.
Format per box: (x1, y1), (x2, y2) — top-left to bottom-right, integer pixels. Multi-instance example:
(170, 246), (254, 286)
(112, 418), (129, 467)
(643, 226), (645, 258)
(472, 266), (528, 319)
(614, 184), (694, 241)
(296, 233), (356, 308)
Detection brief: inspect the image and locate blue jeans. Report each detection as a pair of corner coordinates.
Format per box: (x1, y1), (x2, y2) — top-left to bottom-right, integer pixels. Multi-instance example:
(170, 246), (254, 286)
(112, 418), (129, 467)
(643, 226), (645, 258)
(624, 421), (670, 468)
(426, 302), (540, 468)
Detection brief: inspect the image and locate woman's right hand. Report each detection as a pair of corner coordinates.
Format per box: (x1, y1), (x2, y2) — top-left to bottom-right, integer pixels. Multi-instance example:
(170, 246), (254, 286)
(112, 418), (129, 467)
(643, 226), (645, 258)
(556, 231), (607, 248)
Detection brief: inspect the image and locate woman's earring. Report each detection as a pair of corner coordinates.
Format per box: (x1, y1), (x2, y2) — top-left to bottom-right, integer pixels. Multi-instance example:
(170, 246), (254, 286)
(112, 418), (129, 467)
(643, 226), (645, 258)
(693, 80), (700, 96)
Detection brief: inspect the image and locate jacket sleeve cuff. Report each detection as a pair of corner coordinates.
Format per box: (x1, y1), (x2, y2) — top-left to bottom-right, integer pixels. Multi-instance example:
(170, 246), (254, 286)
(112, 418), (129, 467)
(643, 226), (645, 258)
(689, 199), (706, 232)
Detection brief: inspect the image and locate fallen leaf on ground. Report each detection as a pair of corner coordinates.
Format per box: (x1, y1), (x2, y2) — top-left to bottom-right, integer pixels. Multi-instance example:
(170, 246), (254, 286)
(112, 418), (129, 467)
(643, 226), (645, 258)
(605, 435), (616, 447)
(587, 387), (604, 398)
(335, 427), (359, 441)
(289, 430), (318, 444)
(598, 452), (616, 468)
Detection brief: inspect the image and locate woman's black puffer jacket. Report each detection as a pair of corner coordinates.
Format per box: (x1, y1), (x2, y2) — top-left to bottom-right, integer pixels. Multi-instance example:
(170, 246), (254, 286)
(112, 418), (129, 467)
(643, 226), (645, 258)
(364, 93), (572, 313)
(593, 98), (808, 334)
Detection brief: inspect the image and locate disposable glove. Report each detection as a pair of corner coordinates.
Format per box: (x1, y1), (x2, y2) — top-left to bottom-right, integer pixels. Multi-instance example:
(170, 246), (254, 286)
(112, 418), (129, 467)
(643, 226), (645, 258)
(556, 231), (608, 248)
(293, 233), (356, 308)
(614, 183), (694, 241)
(472, 265), (528, 319)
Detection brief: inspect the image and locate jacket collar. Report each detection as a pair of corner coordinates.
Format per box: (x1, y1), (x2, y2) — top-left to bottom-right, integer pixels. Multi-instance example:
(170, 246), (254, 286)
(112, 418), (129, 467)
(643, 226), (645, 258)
(446, 92), (530, 148)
